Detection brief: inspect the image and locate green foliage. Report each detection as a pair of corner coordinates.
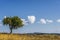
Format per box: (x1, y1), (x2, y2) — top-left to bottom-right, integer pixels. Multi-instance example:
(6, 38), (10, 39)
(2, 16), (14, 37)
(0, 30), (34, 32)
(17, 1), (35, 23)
(11, 16), (24, 29)
(3, 17), (11, 25)
(2, 16), (24, 33)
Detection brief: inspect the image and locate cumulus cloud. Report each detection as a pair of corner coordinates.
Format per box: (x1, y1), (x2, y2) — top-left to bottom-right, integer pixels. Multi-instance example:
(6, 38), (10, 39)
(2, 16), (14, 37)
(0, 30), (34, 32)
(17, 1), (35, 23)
(46, 19), (53, 23)
(40, 18), (46, 24)
(39, 19), (53, 24)
(4, 16), (6, 18)
(21, 19), (28, 25)
(57, 19), (60, 23)
(28, 16), (36, 24)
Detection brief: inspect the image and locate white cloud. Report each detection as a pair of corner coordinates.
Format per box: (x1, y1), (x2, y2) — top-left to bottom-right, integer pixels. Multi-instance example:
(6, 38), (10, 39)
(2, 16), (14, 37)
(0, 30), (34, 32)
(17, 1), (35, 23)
(28, 16), (36, 24)
(46, 19), (53, 23)
(39, 19), (53, 24)
(4, 16), (6, 18)
(40, 18), (46, 24)
(21, 19), (28, 25)
(57, 19), (60, 23)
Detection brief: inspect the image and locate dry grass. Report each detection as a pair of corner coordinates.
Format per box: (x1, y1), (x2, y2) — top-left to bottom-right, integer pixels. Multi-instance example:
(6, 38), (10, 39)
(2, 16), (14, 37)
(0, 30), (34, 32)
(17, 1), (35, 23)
(0, 33), (60, 40)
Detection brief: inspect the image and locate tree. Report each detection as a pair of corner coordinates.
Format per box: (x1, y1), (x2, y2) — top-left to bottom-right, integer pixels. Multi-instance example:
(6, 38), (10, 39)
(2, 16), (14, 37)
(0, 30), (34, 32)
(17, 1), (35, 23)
(2, 16), (24, 33)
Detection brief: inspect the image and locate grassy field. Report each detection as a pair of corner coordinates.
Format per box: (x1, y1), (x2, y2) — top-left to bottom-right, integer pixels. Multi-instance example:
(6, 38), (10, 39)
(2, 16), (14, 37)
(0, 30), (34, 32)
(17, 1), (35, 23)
(0, 33), (60, 40)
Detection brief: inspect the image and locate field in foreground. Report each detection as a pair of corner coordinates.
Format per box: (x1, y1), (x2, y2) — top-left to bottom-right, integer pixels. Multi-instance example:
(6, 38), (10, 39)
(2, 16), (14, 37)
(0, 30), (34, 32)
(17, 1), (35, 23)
(0, 33), (60, 40)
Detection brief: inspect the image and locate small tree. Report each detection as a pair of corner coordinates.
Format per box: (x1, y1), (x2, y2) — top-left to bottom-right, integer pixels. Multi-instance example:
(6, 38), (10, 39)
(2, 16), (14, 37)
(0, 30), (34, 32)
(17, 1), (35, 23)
(2, 16), (24, 33)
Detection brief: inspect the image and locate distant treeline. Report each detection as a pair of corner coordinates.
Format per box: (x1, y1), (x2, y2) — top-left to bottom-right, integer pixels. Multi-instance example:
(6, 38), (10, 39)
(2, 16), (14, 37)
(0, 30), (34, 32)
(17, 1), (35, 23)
(0, 32), (60, 35)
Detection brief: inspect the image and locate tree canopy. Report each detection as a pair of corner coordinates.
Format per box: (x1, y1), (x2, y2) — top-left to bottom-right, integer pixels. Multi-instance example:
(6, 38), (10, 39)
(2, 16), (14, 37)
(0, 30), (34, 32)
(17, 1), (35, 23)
(2, 16), (24, 33)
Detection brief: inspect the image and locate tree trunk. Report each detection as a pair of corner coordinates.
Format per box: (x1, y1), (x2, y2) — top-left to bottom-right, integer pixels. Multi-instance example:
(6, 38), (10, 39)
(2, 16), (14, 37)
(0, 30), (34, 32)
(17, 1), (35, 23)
(10, 27), (12, 34)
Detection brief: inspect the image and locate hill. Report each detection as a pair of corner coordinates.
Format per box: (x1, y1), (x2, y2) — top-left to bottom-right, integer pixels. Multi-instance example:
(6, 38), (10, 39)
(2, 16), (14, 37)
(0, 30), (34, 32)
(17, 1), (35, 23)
(0, 33), (60, 40)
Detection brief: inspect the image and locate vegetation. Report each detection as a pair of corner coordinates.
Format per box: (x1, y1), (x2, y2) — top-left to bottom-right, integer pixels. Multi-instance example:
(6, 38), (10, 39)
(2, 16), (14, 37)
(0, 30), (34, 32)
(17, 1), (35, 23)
(2, 16), (60, 40)
(0, 33), (60, 40)
(2, 16), (24, 33)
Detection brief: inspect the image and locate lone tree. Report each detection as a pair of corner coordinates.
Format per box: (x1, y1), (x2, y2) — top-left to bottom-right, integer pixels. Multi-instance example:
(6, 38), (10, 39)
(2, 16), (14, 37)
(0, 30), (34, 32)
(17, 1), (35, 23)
(2, 16), (24, 33)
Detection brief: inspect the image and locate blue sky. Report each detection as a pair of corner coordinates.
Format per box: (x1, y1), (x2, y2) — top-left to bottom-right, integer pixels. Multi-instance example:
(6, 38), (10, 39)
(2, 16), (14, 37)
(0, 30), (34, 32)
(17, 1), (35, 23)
(0, 0), (60, 33)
